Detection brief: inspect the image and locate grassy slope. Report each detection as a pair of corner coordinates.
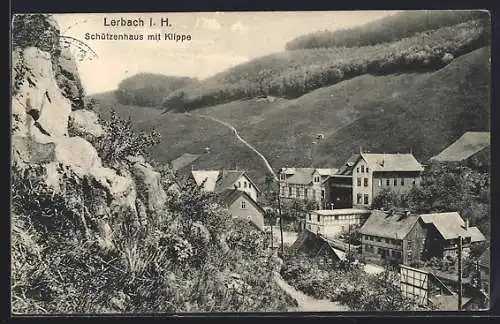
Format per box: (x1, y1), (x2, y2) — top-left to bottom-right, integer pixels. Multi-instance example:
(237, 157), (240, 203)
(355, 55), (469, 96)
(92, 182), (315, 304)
(91, 46), (490, 185)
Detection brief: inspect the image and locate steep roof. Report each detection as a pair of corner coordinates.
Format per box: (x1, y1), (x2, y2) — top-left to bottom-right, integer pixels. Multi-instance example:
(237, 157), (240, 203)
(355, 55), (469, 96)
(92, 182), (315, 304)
(468, 226), (487, 243)
(359, 210), (420, 240)
(192, 170), (260, 193)
(431, 132), (490, 162)
(337, 154), (360, 175)
(216, 170), (260, 193)
(171, 153), (200, 171)
(419, 212), (486, 241)
(191, 170), (220, 191)
(216, 189), (265, 230)
(280, 167), (337, 184)
(215, 170), (245, 193)
(359, 153), (424, 172)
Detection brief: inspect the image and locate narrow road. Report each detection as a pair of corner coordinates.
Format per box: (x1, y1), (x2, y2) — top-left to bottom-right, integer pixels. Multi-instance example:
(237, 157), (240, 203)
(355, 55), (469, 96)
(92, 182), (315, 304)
(185, 113), (278, 181)
(273, 272), (349, 312)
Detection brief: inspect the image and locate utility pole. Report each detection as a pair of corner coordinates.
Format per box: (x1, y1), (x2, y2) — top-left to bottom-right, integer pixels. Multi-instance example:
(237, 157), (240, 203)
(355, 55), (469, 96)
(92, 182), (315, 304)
(458, 235), (463, 311)
(277, 185), (284, 256)
(348, 223), (351, 259)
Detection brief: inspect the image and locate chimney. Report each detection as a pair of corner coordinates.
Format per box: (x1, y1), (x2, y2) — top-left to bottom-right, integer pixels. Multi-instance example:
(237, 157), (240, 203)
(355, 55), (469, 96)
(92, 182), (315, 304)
(465, 218), (469, 230)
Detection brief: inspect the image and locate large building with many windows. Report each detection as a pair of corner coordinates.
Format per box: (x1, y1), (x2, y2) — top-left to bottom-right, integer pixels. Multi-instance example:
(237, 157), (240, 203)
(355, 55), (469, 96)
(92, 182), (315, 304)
(350, 152), (424, 208)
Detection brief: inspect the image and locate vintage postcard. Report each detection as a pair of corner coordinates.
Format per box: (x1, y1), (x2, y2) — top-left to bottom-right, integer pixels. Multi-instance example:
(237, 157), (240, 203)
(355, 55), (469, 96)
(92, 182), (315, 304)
(10, 11), (491, 314)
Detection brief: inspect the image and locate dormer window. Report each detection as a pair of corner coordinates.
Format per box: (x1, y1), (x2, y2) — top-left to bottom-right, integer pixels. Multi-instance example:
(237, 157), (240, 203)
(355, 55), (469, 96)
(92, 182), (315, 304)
(314, 176), (320, 183)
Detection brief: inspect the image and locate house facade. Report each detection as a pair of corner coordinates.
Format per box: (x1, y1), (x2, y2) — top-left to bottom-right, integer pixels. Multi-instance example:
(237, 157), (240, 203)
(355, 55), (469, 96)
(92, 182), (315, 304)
(278, 168), (337, 208)
(351, 152), (424, 208)
(305, 208), (371, 238)
(359, 209), (427, 265)
(217, 189), (265, 231)
(191, 169), (260, 202)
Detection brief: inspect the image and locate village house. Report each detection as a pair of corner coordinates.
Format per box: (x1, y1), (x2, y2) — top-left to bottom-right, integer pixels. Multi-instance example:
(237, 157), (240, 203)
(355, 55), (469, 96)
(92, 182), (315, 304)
(430, 131), (490, 170)
(419, 212), (487, 260)
(305, 208), (371, 238)
(216, 189), (265, 231)
(350, 152), (424, 208)
(359, 209), (426, 265)
(278, 167), (337, 208)
(191, 169), (260, 202)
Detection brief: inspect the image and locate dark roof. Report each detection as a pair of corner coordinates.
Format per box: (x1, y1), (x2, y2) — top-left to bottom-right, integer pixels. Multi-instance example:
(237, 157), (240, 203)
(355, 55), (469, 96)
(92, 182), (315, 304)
(359, 210), (420, 240)
(420, 212), (486, 242)
(215, 170), (261, 193)
(217, 189), (264, 213)
(431, 132), (490, 162)
(337, 154), (361, 175)
(360, 153), (424, 172)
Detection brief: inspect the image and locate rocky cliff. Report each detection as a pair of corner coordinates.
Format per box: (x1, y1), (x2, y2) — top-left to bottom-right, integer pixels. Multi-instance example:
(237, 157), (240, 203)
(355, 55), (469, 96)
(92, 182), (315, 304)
(11, 14), (166, 251)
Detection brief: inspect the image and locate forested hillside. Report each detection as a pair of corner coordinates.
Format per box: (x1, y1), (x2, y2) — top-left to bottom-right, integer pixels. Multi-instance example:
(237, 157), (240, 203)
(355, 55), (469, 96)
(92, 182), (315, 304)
(285, 11), (488, 50)
(91, 45), (490, 186)
(162, 18), (489, 111)
(115, 73), (198, 107)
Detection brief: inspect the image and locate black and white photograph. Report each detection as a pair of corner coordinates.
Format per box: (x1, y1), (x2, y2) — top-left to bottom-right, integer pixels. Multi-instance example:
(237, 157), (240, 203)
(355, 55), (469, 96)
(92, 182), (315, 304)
(10, 10), (491, 313)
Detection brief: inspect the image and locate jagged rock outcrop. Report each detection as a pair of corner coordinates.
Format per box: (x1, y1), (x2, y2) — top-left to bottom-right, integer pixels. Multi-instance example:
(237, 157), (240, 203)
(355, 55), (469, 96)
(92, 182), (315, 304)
(11, 14), (168, 252)
(131, 161), (167, 214)
(68, 109), (105, 140)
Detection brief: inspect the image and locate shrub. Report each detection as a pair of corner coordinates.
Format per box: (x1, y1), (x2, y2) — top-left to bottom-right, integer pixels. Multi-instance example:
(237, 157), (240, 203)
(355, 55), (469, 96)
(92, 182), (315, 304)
(92, 109), (161, 167)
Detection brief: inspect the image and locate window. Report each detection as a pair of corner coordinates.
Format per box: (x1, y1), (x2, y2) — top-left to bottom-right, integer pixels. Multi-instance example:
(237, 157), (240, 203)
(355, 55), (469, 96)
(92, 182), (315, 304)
(366, 167), (369, 173)
(401, 178), (404, 186)
(361, 165), (365, 173)
(378, 179), (382, 187)
(364, 178), (368, 187)
(313, 189), (316, 200)
(296, 187), (300, 198)
(357, 193), (362, 204)
(317, 214), (320, 222)
(241, 200), (246, 209)
(309, 214), (312, 221)
(314, 176), (320, 183)
(321, 190), (325, 199)
(412, 179), (416, 185)
(356, 167), (360, 173)
(304, 188), (308, 198)
(334, 215), (339, 221)
(238, 181), (241, 188)
(249, 183), (252, 189)
(280, 186), (285, 196)
(394, 178), (397, 186)
(357, 177), (362, 186)
(386, 179), (390, 186)
(364, 194), (369, 205)
(288, 187), (292, 196)
(244, 182), (248, 188)
(280, 174), (286, 180)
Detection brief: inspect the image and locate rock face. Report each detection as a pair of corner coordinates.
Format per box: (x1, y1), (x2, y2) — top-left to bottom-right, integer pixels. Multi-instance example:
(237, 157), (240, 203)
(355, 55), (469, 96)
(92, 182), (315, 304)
(131, 161), (167, 214)
(68, 110), (105, 140)
(11, 15), (167, 252)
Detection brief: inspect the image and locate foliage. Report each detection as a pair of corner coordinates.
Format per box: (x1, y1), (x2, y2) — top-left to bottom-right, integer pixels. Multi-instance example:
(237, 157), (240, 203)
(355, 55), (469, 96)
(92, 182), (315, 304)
(11, 161), (294, 313)
(280, 252), (417, 311)
(115, 73), (198, 108)
(372, 188), (402, 210)
(285, 11), (488, 50)
(12, 14), (61, 57)
(163, 20), (489, 111)
(92, 109), (161, 167)
(405, 162), (490, 237)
